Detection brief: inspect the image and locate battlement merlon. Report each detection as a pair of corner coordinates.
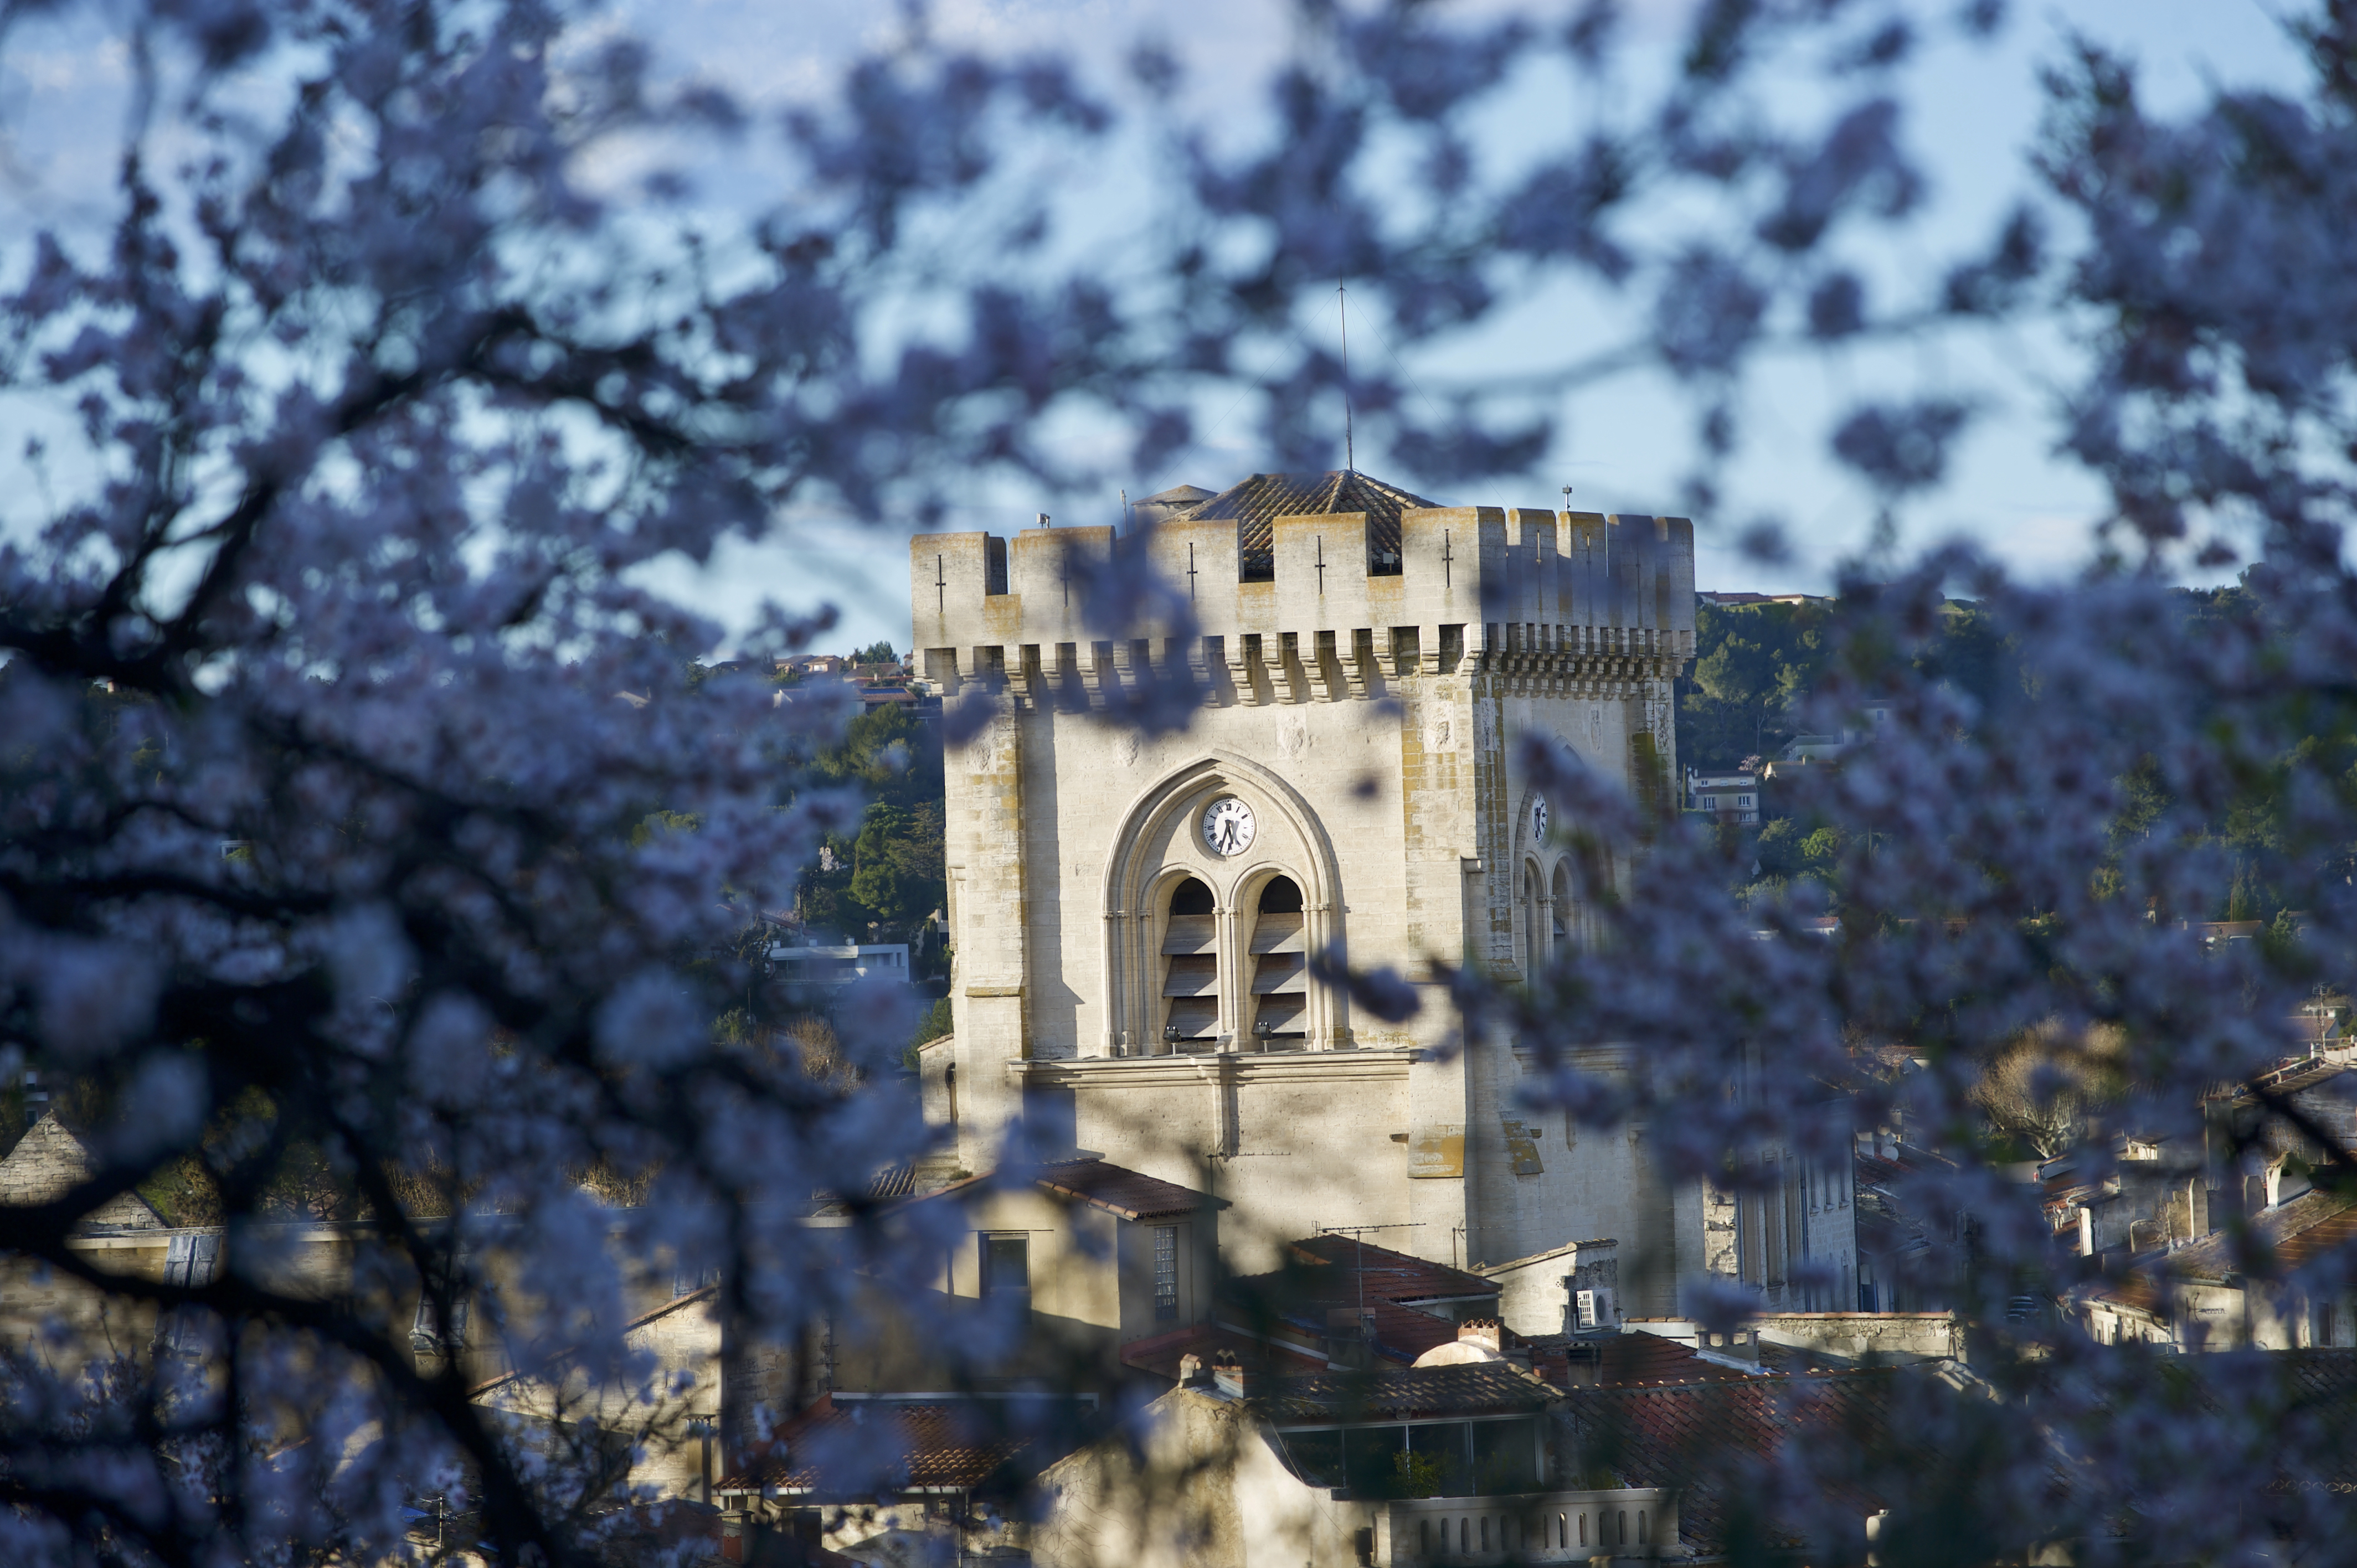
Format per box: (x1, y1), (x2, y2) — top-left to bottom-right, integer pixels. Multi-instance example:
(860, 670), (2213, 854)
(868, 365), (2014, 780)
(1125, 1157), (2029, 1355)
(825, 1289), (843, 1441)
(907, 507), (1694, 690)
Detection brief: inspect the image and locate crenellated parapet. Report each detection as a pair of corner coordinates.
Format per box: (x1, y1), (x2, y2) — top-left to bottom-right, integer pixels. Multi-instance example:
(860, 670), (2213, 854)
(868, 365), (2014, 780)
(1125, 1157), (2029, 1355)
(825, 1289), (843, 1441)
(907, 501), (1695, 711)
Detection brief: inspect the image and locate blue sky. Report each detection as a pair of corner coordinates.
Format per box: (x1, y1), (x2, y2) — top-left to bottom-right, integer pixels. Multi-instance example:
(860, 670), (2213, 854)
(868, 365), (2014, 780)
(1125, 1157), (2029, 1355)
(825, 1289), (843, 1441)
(0, 1), (2319, 658)
(615, 0), (2316, 657)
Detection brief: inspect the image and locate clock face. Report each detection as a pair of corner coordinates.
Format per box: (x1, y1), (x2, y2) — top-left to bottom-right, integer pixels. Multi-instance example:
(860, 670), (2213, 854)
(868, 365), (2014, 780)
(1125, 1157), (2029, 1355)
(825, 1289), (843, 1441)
(1530, 796), (1550, 842)
(1202, 796), (1257, 858)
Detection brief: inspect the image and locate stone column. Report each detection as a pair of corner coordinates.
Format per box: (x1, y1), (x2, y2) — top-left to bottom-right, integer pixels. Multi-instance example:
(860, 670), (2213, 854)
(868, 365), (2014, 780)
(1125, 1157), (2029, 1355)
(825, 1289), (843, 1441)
(946, 701), (1028, 1172)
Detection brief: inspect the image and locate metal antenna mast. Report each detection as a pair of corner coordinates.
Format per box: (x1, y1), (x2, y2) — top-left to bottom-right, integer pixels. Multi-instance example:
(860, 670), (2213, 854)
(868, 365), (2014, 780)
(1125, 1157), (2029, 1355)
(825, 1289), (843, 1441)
(1339, 280), (1354, 473)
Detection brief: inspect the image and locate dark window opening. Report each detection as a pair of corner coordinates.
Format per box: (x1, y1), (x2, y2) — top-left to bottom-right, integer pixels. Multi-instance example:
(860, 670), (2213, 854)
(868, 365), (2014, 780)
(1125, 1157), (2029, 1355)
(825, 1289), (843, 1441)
(1164, 879), (1219, 1050)
(982, 1234), (1030, 1295)
(1154, 1224), (1180, 1322)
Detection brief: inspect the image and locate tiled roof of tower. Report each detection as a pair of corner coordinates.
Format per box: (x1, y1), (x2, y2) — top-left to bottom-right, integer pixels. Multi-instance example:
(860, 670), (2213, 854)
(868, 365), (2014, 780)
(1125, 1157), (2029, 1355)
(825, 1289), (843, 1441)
(1176, 471), (1439, 581)
(1132, 483), (1217, 528)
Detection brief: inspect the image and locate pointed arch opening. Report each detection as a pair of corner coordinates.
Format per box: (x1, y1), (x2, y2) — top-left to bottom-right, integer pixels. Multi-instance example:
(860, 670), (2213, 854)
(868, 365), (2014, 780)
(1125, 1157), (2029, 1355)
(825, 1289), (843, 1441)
(1100, 752), (1350, 1054)
(1246, 875), (1308, 1048)
(1161, 877), (1219, 1051)
(1522, 860), (1546, 979)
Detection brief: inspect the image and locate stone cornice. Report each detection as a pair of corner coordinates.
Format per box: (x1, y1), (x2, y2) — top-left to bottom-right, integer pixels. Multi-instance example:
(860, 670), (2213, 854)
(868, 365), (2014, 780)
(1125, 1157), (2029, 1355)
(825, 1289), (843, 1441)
(1008, 1047), (1419, 1088)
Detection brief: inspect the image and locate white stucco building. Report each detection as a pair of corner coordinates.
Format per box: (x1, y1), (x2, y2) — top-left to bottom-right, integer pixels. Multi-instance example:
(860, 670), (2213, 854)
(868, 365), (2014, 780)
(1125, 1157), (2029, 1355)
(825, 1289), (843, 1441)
(908, 471), (1853, 1309)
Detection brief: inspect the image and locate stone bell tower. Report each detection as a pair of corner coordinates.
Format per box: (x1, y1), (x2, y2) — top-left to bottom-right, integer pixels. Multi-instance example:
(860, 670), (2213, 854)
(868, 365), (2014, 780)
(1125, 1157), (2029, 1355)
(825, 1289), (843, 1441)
(909, 472), (1702, 1281)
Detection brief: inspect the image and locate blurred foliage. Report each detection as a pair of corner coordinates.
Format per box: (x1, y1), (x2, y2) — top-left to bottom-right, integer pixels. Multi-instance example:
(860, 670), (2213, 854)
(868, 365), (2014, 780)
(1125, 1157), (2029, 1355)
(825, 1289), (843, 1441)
(1690, 585), (2357, 924)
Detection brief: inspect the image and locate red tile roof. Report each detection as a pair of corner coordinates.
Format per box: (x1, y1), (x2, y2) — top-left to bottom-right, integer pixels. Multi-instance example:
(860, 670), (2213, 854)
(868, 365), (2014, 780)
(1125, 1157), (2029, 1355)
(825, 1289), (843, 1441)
(1224, 1236), (1501, 1366)
(1119, 1322), (1327, 1382)
(1031, 1159), (1220, 1221)
(1564, 1332), (1757, 1387)
(1257, 1362), (1555, 1423)
(1559, 1371), (1905, 1554)
(900, 1158), (1221, 1223)
(1274, 1235), (1498, 1305)
(713, 1395), (1047, 1498)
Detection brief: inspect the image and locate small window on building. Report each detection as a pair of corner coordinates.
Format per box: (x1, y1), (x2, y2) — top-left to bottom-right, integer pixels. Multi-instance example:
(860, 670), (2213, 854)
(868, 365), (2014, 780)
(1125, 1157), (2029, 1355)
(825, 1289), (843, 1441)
(982, 1234), (1030, 1296)
(1578, 1513), (1587, 1546)
(1639, 1509), (1649, 1544)
(1154, 1224), (1180, 1321)
(1618, 1510), (1629, 1544)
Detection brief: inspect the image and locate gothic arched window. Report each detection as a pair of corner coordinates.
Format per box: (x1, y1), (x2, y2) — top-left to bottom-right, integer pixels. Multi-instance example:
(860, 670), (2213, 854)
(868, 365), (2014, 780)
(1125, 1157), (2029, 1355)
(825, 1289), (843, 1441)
(1522, 863), (1544, 978)
(1551, 860), (1573, 952)
(1161, 878), (1219, 1051)
(1247, 876), (1307, 1048)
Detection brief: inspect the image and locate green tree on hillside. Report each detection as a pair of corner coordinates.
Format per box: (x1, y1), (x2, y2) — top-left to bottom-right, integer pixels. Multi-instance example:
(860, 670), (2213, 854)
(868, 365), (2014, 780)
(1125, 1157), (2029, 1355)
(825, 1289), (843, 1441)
(797, 703), (946, 947)
(1678, 601), (1834, 768)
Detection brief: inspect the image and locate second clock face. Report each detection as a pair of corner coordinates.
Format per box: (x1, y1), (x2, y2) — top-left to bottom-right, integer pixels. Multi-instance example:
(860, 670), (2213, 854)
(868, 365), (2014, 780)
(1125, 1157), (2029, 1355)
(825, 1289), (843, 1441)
(1202, 796), (1257, 857)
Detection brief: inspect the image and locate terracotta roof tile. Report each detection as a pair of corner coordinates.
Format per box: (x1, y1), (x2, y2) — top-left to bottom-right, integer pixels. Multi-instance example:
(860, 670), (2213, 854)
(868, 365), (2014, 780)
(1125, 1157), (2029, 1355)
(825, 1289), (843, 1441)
(1224, 1236), (1500, 1367)
(1176, 471), (1438, 581)
(1573, 1333), (1756, 1386)
(896, 1159), (1219, 1223)
(714, 1396), (1056, 1498)
(1258, 1362), (1554, 1423)
(1118, 1323), (1326, 1381)
(1032, 1158), (1218, 1221)
(1271, 1234), (1498, 1304)
(1560, 1371), (1907, 1554)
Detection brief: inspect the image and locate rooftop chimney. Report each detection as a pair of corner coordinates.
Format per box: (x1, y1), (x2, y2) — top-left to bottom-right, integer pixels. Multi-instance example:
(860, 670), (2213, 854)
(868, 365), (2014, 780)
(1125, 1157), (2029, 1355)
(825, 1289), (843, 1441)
(1177, 1353), (1207, 1387)
(1458, 1318), (1504, 1355)
(1211, 1354), (1255, 1400)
